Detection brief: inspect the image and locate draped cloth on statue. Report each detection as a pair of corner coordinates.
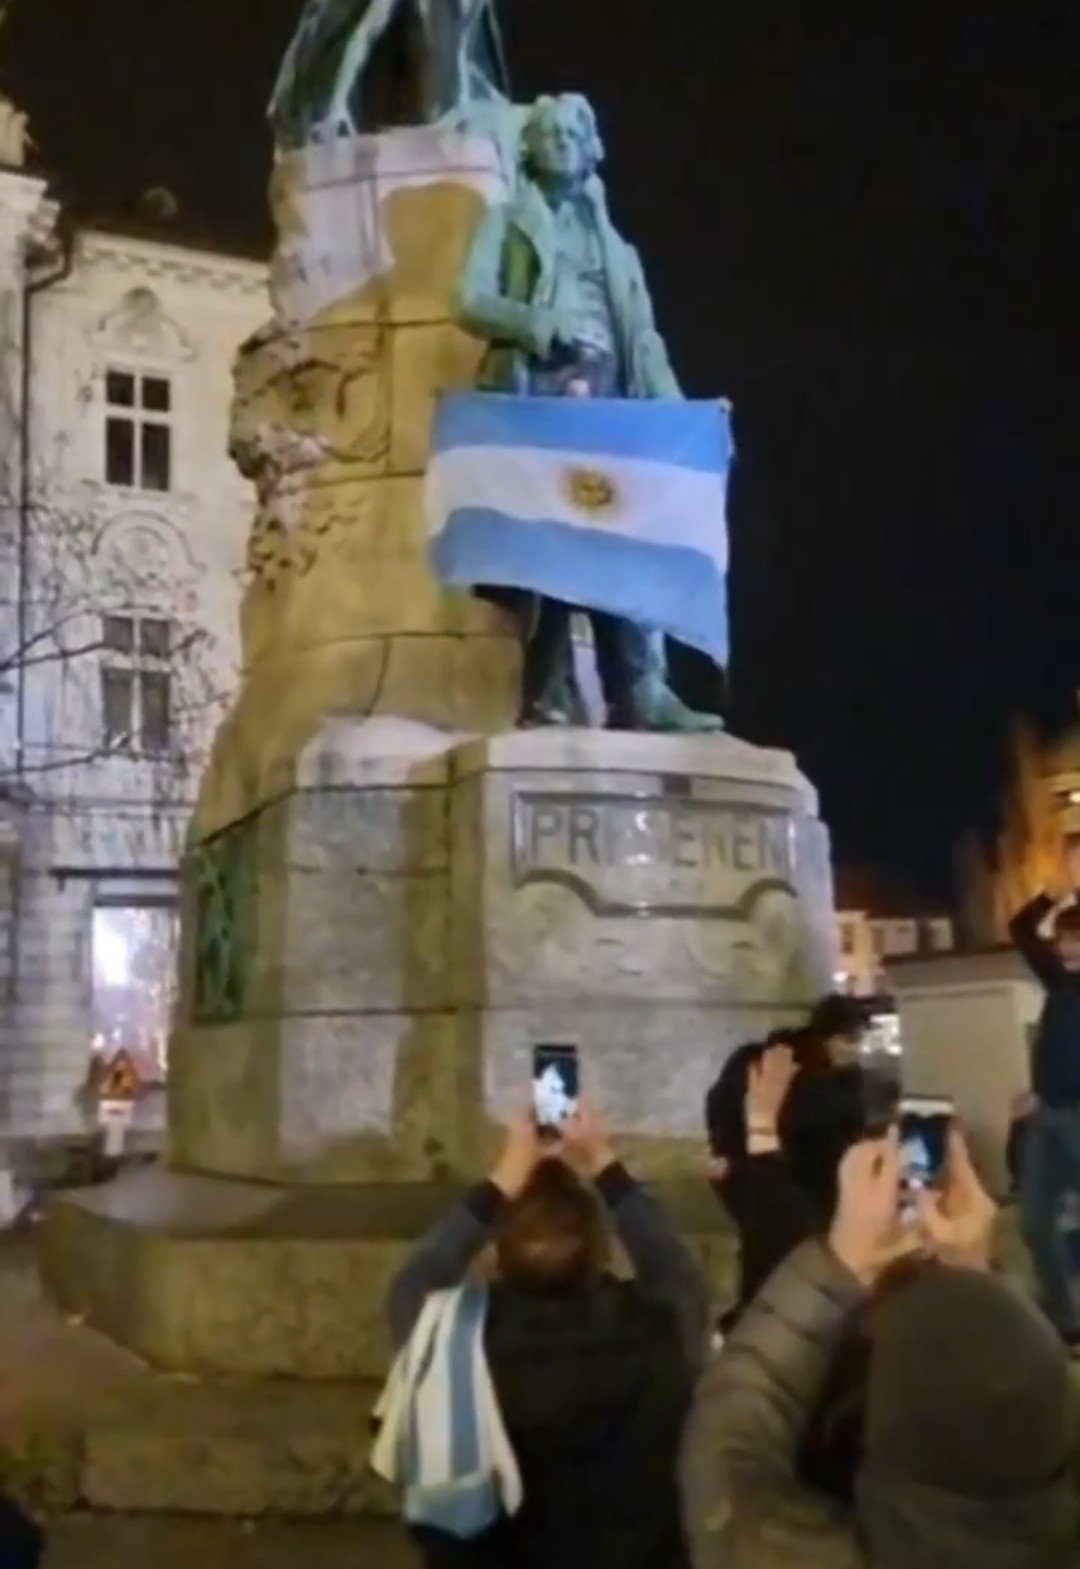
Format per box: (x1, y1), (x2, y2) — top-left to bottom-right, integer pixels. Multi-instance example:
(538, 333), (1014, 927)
(426, 392), (733, 664)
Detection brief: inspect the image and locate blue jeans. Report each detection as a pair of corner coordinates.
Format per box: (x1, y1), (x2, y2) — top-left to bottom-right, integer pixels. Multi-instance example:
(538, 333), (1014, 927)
(1020, 1103), (1080, 1336)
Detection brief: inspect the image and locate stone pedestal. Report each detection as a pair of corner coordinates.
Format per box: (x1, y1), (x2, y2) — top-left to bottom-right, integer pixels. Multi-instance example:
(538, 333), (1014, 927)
(43, 719), (834, 1377)
(42, 116), (835, 1427)
(207, 124), (522, 836)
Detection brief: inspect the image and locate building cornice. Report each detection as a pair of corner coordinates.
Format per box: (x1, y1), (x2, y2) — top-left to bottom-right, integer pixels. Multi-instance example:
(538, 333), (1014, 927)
(76, 228), (268, 300)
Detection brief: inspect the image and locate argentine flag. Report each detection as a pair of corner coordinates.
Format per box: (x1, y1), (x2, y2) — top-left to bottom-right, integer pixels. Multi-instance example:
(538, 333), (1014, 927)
(426, 393), (733, 663)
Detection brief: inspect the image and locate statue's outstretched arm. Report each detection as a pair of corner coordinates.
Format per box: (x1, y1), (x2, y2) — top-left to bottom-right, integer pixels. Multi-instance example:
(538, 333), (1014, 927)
(453, 204), (555, 360)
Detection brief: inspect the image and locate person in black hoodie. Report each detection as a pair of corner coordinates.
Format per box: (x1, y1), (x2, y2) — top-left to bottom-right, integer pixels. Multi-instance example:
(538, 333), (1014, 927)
(386, 1102), (710, 1569)
(1011, 846), (1080, 1349)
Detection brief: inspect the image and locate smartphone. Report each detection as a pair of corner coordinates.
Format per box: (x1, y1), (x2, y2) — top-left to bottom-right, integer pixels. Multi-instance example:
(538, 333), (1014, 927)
(532, 1043), (579, 1133)
(898, 1095), (955, 1211)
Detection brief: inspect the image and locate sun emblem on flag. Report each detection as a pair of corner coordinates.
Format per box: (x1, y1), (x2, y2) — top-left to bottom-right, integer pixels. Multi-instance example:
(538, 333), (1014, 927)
(564, 465), (619, 517)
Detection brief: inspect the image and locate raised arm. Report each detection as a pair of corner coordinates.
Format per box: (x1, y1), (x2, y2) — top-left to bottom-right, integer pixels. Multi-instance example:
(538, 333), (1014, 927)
(680, 1134), (900, 1569)
(386, 1182), (500, 1348)
(386, 1111), (542, 1346)
(1011, 841), (1080, 984)
(1009, 892), (1067, 985)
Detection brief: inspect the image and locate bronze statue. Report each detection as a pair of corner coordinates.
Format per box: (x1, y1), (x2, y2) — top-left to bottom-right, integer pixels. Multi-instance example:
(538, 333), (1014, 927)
(455, 95), (725, 732)
(270, 0), (509, 147)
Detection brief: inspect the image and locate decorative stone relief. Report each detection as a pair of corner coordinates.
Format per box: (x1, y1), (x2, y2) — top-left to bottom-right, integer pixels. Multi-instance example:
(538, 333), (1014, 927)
(93, 511), (205, 609)
(230, 322), (391, 587)
(190, 818), (258, 1025)
(89, 286), (198, 364)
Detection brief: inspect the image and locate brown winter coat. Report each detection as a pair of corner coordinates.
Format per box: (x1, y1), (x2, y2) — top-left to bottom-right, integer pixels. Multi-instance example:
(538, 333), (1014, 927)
(680, 1240), (869, 1569)
(679, 1239), (1080, 1569)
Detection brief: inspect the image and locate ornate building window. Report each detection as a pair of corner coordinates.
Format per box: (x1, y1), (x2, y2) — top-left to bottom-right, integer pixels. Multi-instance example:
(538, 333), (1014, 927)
(100, 613), (173, 755)
(104, 369), (173, 491)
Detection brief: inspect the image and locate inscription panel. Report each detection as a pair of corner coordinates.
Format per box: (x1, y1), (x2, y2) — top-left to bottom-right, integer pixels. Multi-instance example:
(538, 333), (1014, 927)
(511, 791), (797, 919)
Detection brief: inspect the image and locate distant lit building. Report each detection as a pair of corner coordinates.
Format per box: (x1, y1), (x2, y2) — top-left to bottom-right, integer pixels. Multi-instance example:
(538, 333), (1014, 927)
(834, 866), (956, 997)
(956, 719), (1080, 945)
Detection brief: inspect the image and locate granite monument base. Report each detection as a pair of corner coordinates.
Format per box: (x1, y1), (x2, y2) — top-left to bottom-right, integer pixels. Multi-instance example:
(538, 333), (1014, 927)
(44, 721), (835, 1382)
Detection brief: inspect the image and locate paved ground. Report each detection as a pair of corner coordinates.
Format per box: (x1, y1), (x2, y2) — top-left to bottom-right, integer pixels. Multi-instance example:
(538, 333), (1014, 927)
(44, 1517), (418, 1569)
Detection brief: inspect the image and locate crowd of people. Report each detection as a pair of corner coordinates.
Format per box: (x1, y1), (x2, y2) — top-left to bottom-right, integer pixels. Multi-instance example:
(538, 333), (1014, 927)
(7, 858), (1080, 1567)
(375, 974), (1080, 1569)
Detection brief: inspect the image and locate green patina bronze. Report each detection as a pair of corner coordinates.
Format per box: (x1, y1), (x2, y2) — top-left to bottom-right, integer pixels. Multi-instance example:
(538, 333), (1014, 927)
(190, 819), (258, 1025)
(454, 94), (725, 734)
(270, 0), (509, 146)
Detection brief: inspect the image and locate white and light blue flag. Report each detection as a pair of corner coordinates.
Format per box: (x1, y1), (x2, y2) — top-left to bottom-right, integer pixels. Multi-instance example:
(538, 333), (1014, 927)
(426, 393), (733, 662)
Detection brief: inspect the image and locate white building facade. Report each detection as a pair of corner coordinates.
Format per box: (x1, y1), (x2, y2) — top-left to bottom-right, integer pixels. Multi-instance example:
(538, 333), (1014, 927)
(835, 907), (957, 997)
(0, 155), (267, 1142)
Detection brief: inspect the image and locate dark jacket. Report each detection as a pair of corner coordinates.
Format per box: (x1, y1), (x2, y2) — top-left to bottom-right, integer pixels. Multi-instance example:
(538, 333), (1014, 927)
(387, 1163), (710, 1569)
(1010, 895), (1080, 1107)
(0, 1497), (42, 1569)
(1007, 1112), (1030, 1194)
(714, 1153), (817, 1316)
(680, 1240), (1080, 1569)
(711, 1061), (872, 1322)
(704, 1031), (830, 1167)
(705, 1042), (762, 1166)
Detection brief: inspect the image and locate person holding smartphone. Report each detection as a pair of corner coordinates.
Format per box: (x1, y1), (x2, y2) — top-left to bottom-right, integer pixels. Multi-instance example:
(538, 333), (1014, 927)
(1010, 835), (1080, 1350)
(385, 1086), (710, 1569)
(681, 1128), (1078, 1569)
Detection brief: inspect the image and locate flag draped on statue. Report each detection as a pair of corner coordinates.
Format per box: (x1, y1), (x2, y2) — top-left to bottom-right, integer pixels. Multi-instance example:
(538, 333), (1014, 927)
(425, 393), (733, 663)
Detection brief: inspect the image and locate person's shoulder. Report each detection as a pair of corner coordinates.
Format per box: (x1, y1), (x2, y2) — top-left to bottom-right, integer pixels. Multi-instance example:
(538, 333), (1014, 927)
(710, 1040), (762, 1094)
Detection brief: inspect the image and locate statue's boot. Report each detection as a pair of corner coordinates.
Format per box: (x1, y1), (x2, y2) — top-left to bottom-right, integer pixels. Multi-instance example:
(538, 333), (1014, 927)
(518, 596), (579, 727)
(593, 614), (725, 734)
(616, 677), (726, 734)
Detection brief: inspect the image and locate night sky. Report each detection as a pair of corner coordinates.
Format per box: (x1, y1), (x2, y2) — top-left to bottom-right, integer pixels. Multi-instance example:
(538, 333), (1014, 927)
(7, 2), (1079, 897)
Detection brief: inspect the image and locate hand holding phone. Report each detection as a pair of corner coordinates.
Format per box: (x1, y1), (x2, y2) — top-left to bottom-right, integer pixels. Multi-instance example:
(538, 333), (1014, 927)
(898, 1095), (955, 1216)
(532, 1043), (580, 1134)
(912, 1123), (997, 1270)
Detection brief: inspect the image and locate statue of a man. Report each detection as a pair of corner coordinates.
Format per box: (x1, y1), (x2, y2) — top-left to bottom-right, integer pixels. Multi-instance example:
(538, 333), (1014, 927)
(454, 93), (724, 732)
(270, 0), (509, 147)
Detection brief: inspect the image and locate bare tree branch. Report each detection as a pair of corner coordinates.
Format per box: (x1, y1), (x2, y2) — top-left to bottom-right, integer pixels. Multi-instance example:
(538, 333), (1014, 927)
(0, 392), (233, 825)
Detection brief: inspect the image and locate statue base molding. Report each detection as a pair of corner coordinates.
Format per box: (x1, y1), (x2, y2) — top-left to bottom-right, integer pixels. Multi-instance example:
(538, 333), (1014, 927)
(41, 1164), (730, 1384)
